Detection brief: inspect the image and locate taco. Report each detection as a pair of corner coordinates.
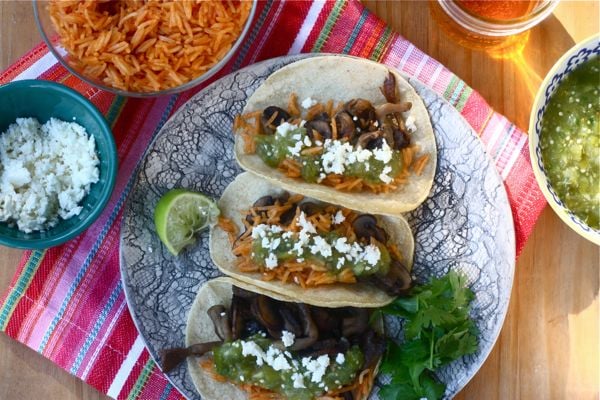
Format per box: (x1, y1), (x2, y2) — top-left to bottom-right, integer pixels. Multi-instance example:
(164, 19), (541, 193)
(234, 55), (436, 216)
(210, 173), (414, 308)
(169, 277), (385, 400)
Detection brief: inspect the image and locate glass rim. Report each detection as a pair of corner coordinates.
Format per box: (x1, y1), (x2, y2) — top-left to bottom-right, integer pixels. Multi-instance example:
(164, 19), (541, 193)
(437, 0), (561, 37)
(32, 0), (258, 98)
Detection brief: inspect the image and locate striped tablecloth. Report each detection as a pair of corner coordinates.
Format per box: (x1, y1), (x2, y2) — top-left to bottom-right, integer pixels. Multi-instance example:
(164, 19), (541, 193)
(0, 1), (546, 399)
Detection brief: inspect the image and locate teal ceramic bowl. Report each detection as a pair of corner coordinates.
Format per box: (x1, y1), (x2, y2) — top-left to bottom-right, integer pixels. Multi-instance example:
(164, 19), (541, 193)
(0, 80), (117, 249)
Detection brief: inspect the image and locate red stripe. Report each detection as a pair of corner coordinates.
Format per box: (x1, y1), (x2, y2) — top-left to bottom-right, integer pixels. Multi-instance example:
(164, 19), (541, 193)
(356, 15), (385, 59)
(254, 1), (309, 60)
(84, 310), (138, 392)
(0, 41), (48, 84)
(3, 293), (34, 338)
(39, 62), (66, 82)
(301, 1), (335, 52)
(117, 350), (150, 400)
(4, 248), (66, 339)
(321, 1), (361, 53)
(138, 370), (171, 400)
(460, 92), (494, 134)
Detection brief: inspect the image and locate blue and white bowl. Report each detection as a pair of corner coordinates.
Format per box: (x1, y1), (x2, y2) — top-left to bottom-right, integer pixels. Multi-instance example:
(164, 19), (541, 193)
(529, 34), (600, 245)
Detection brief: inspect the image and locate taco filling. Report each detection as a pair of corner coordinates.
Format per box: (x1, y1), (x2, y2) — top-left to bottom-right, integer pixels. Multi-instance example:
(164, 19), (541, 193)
(165, 282), (385, 400)
(219, 191), (412, 297)
(235, 72), (430, 194)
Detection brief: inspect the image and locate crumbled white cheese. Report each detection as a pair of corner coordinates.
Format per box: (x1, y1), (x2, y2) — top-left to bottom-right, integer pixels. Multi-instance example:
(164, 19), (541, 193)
(265, 252), (278, 269)
(276, 122), (298, 136)
(379, 165), (393, 184)
(271, 353), (292, 371)
(405, 115), (416, 132)
(310, 236), (332, 257)
(297, 211), (317, 234)
(301, 97), (318, 109)
(321, 140), (353, 175)
(303, 136), (312, 147)
(373, 140), (393, 163)
(252, 224), (269, 239)
(288, 140), (304, 157)
(334, 237), (351, 253)
(0, 117), (99, 233)
(292, 372), (306, 388)
(303, 355), (330, 383)
(241, 341), (266, 366)
(362, 244), (381, 266)
(335, 353), (345, 364)
(281, 330), (295, 348)
(332, 210), (345, 225)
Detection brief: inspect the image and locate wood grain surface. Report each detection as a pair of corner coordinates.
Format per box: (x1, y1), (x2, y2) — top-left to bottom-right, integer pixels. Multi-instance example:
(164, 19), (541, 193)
(0, 1), (598, 399)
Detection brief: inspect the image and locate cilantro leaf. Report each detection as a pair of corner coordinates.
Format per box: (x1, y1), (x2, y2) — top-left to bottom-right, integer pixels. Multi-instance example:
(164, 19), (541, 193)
(378, 271), (479, 400)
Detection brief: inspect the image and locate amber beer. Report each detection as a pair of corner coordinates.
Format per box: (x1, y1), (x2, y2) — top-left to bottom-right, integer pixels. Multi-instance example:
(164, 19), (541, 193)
(455, 0), (540, 20)
(429, 0), (545, 56)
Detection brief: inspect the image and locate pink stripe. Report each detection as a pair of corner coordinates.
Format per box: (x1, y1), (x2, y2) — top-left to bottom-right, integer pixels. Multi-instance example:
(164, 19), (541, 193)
(382, 37), (411, 68)
(45, 232), (121, 361)
(79, 296), (127, 379)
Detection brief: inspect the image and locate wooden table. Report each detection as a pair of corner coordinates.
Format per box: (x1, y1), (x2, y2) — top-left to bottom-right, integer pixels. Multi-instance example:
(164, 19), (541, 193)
(0, 1), (598, 399)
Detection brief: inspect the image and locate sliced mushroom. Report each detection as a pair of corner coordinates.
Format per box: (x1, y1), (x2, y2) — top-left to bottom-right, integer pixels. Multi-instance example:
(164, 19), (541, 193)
(356, 130), (382, 149)
(344, 99), (376, 130)
(297, 337), (350, 358)
(360, 329), (386, 369)
(352, 214), (388, 244)
(207, 305), (233, 342)
(261, 106), (290, 135)
(374, 102), (412, 121)
(392, 125), (410, 150)
(230, 294), (251, 339)
(159, 341), (223, 373)
(280, 204), (298, 226)
(278, 303), (304, 337)
(299, 202), (321, 217)
(246, 195), (275, 224)
(334, 111), (356, 140)
(380, 71), (399, 103)
(251, 295), (283, 338)
(305, 119), (332, 140)
(288, 304), (319, 351)
(232, 285), (258, 299)
(341, 308), (369, 337)
(368, 260), (412, 296)
(310, 306), (341, 337)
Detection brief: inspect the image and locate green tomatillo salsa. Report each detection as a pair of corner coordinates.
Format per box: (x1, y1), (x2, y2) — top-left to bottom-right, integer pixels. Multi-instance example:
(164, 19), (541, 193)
(539, 56), (600, 229)
(212, 335), (364, 400)
(255, 123), (404, 185)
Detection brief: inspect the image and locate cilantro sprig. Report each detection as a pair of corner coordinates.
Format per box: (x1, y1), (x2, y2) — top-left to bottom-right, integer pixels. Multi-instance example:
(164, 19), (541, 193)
(378, 271), (479, 400)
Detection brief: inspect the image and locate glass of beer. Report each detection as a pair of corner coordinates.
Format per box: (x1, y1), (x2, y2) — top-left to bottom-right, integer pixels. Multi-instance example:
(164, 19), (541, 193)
(436, 0), (560, 37)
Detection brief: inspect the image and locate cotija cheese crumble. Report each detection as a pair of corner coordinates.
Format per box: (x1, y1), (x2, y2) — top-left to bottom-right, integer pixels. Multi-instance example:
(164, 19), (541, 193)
(0, 118), (99, 233)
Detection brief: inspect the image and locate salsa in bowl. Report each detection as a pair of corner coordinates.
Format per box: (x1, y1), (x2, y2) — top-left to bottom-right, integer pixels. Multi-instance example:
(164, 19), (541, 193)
(530, 34), (600, 245)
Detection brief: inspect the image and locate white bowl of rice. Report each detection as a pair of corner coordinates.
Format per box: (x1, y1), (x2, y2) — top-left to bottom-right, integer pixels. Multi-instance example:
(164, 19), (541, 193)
(33, 0), (257, 97)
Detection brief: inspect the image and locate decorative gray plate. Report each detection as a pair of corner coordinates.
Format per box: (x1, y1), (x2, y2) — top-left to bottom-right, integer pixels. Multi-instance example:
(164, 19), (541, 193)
(120, 54), (515, 399)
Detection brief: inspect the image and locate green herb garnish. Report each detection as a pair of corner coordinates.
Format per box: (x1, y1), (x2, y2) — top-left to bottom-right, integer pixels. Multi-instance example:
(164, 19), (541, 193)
(378, 271), (479, 400)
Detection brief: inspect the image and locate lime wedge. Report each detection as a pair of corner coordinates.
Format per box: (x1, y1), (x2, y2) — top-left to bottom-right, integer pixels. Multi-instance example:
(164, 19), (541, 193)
(154, 189), (220, 255)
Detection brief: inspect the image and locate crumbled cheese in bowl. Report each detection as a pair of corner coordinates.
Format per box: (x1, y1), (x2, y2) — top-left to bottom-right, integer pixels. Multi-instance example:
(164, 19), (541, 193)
(0, 118), (99, 233)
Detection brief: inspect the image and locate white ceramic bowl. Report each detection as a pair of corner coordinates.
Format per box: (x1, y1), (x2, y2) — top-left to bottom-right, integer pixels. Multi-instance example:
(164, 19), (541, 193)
(529, 34), (600, 245)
